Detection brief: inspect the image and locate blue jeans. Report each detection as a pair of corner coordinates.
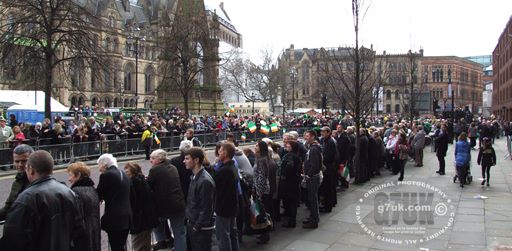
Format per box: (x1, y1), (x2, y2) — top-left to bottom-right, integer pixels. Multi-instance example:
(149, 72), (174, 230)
(215, 216), (239, 251)
(306, 174), (321, 224)
(153, 213), (187, 251)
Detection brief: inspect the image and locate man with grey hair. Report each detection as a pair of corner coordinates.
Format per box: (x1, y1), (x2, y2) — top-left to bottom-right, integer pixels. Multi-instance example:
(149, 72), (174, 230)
(96, 153), (132, 251)
(148, 149), (186, 251)
(0, 144), (34, 221)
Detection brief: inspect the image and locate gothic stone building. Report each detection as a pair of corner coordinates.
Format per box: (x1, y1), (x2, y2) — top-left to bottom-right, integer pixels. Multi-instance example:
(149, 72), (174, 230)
(0, 0), (241, 114)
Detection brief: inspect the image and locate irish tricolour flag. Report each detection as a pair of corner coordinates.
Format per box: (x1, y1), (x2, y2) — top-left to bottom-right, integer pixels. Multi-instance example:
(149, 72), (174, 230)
(260, 125), (270, 135)
(270, 123), (279, 132)
(248, 121), (257, 133)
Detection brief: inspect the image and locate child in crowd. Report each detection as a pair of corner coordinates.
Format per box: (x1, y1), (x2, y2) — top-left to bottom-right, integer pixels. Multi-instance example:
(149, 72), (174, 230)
(477, 137), (496, 186)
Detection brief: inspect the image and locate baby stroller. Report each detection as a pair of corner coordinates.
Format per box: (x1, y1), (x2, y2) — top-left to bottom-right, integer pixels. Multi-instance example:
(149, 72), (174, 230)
(453, 163), (473, 184)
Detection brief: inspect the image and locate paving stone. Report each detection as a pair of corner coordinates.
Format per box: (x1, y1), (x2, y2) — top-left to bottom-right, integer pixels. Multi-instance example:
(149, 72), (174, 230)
(284, 239), (330, 251)
(449, 231), (486, 245)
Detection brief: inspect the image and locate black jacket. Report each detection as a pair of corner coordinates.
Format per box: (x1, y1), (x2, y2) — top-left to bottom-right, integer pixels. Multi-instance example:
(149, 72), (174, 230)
(71, 177), (101, 251)
(304, 142), (322, 177)
(278, 152), (302, 200)
(321, 136), (338, 169)
(435, 131), (449, 157)
(147, 160), (186, 217)
(0, 176), (85, 251)
(171, 155), (193, 199)
(186, 168), (215, 230)
(0, 171), (29, 221)
(477, 146), (496, 167)
(97, 166), (132, 232)
(129, 174), (158, 234)
(336, 132), (351, 163)
(214, 160), (239, 218)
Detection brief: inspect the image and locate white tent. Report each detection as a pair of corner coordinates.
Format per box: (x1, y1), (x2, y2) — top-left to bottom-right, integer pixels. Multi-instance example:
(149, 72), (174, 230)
(1, 90), (69, 112)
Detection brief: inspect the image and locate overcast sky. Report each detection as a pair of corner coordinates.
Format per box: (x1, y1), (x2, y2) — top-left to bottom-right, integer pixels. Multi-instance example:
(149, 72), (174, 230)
(209, 0), (512, 63)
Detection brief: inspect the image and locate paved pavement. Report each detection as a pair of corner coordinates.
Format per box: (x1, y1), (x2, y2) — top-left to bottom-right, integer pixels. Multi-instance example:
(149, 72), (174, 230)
(1, 138), (512, 251)
(240, 137), (512, 251)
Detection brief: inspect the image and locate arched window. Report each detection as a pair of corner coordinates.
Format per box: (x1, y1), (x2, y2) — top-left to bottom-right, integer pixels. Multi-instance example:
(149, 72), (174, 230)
(70, 59), (83, 88)
(114, 97), (119, 107)
(104, 68), (111, 90)
(123, 99), (129, 107)
(302, 62), (310, 81)
(395, 90), (400, 99)
(108, 15), (115, 28)
(386, 90), (392, 99)
(130, 99), (136, 107)
(145, 66), (154, 93)
(124, 64), (134, 91)
(196, 43), (204, 86)
(71, 96), (77, 107)
(104, 37), (111, 51)
(78, 97), (84, 106)
(91, 97), (98, 107)
(105, 97), (111, 108)
(395, 104), (400, 113)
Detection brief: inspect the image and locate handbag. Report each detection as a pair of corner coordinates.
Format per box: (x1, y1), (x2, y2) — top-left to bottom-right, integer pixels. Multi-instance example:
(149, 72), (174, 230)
(249, 196), (272, 230)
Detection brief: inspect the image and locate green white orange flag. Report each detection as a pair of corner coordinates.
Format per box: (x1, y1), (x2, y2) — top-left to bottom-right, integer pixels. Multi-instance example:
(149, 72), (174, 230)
(241, 133), (246, 141)
(248, 121), (257, 133)
(270, 123), (279, 132)
(260, 125), (270, 135)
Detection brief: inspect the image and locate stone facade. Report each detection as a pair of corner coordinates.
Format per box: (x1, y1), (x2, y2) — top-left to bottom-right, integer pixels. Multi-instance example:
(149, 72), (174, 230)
(492, 16), (512, 121)
(422, 56), (483, 114)
(279, 44), (483, 116)
(0, 0), (241, 114)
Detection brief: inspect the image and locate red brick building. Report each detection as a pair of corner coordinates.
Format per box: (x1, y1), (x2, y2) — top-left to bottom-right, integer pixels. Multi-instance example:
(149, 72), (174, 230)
(422, 56), (483, 113)
(492, 16), (512, 120)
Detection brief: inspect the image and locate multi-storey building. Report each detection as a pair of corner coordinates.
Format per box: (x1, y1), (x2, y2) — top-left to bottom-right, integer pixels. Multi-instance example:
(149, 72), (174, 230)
(492, 16), (512, 120)
(279, 44), (483, 116)
(0, 0), (241, 114)
(422, 56), (483, 114)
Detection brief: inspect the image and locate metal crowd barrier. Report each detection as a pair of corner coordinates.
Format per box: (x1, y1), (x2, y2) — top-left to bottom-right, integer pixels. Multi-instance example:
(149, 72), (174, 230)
(0, 128), (295, 170)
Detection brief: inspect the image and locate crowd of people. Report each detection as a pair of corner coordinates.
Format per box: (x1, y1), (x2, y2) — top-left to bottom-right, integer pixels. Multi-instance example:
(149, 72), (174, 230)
(0, 110), (510, 250)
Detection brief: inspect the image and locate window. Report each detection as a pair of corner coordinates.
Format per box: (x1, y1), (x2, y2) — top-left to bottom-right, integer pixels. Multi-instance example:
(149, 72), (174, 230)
(395, 104), (401, 113)
(302, 62), (310, 81)
(108, 16), (115, 28)
(386, 90), (391, 99)
(124, 64), (133, 91)
(105, 97), (111, 107)
(91, 97), (98, 107)
(145, 67), (154, 93)
(70, 59), (83, 88)
(386, 104), (391, 113)
(395, 90), (400, 99)
(104, 69), (111, 90)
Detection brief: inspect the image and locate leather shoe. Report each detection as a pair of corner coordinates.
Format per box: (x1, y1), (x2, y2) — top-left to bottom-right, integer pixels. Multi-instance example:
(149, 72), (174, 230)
(302, 219), (311, 224)
(302, 222), (318, 229)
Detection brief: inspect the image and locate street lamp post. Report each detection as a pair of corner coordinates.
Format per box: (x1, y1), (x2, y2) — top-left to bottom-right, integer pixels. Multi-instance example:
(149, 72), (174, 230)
(251, 93), (255, 115)
(128, 27), (145, 108)
(289, 67), (297, 113)
(448, 67), (455, 140)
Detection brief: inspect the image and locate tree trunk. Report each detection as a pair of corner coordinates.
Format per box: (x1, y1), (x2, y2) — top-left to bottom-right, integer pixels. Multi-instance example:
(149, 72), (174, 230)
(44, 54), (53, 119)
(183, 91), (189, 116)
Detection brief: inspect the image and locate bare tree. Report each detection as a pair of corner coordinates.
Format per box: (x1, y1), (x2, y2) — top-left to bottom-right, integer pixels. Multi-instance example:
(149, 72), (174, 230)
(319, 0), (377, 183)
(157, 0), (219, 115)
(0, 0), (109, 118)
(220, 48), (285, 113)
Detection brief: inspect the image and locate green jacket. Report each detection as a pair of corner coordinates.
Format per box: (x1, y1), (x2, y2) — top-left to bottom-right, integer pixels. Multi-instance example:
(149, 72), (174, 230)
(0, 172), (29, 221)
